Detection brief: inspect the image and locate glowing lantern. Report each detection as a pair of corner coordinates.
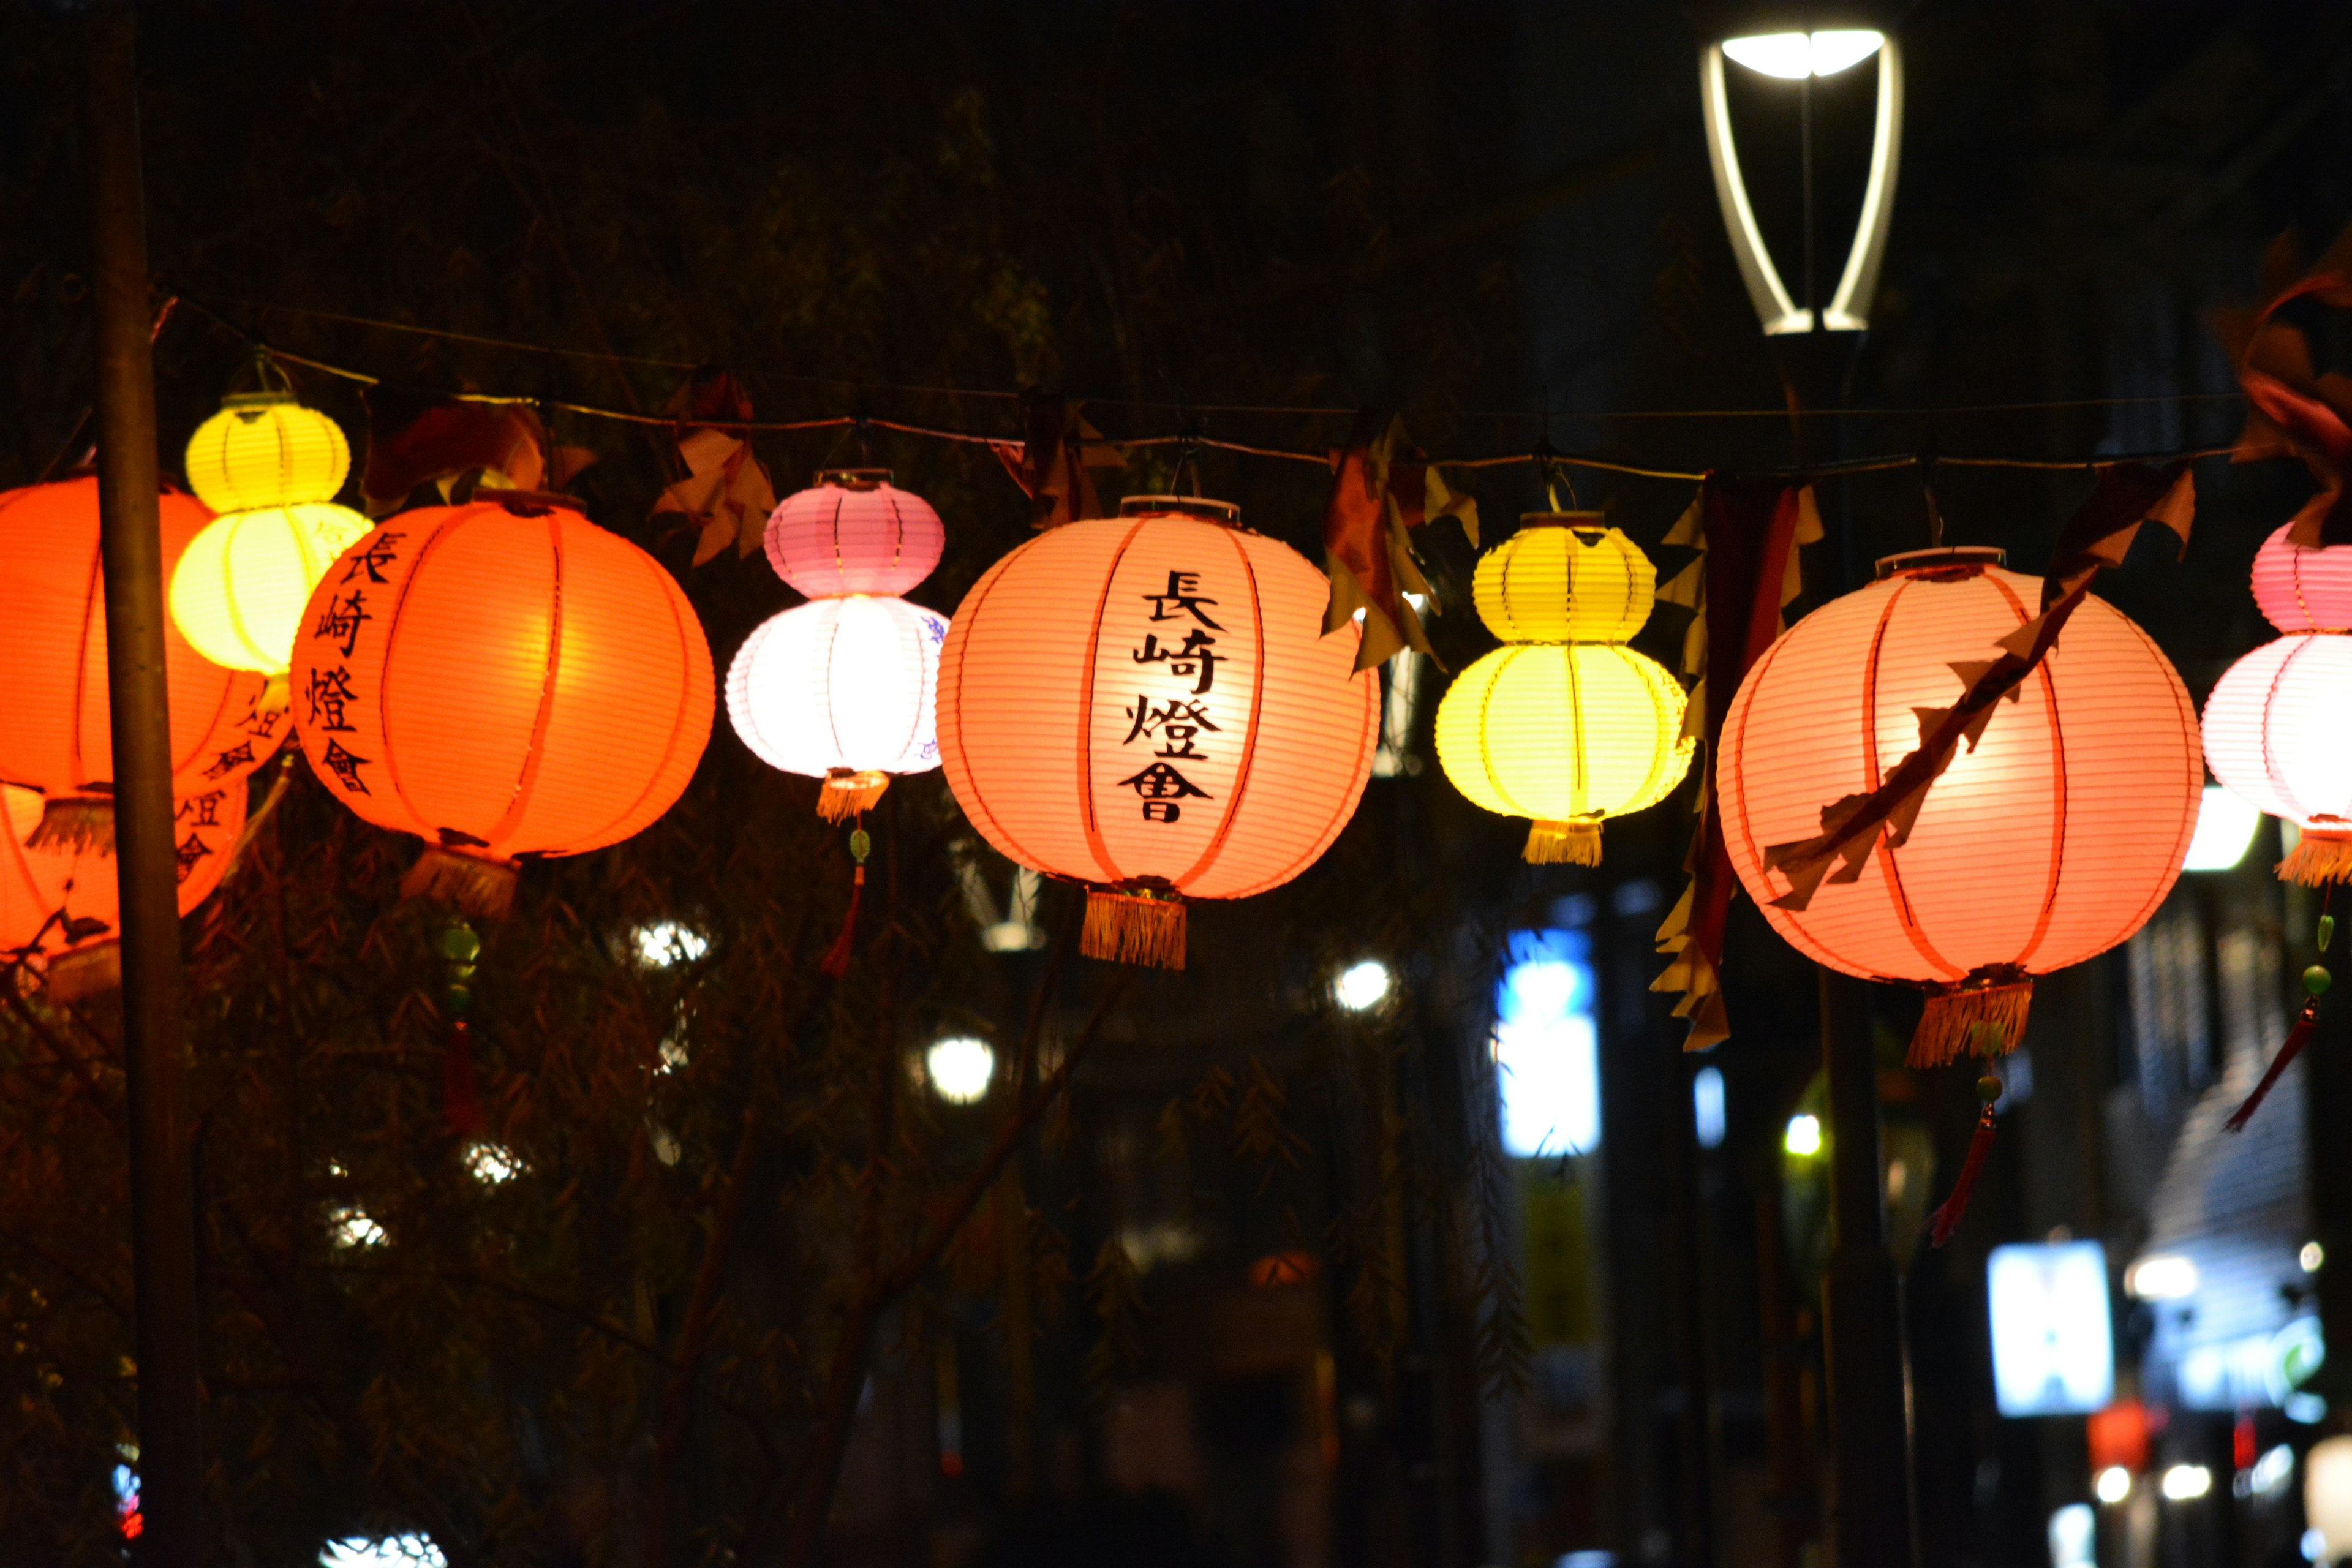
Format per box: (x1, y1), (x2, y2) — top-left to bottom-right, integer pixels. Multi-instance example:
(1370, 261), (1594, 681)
(1719, 547), (2200, 1062)
(728, 471), (948, 820)
(2203, 522), (2352, 884)
(936, 494), (1378, 968)
(1434, 514), (1694, 863)
(0, 477), (283, 837)
(287, 496), (715, 914)
(0, 780), (246, 999)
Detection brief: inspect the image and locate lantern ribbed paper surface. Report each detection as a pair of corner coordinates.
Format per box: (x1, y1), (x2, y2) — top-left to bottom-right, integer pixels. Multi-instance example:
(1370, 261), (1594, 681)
(728, 597), (947, 780)
(1436, 517), (1694, 864)
(185, 394), (352, 513)
(287, 498), (714, 914)
(171, 501), (374, 674)
(937, 496), (1378, 967)
(0, 478), (282, 810)
(765, 469), (944, 598)
(0, 781), (245, 998)
(2251, 521), (2352, 633)
(1719, 551), (2199, 1060)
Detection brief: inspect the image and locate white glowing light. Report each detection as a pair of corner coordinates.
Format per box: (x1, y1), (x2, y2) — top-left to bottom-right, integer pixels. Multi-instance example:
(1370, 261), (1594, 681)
(2126, 1254), (2199, 1300)
(1493, 931), (1599, 1158)
(1988, 1242), (2114, 1416)
(2096, 1466), (2133, 1504)
(2304, 1241), (2326, 1273)
(632, 921), (709, 968)
(1693, 1064), (1727, 1150)
(2183, 786), (2261, 872)
(1784, 1114), (1822, 1157)
(327, 1207), (386, 1250)
(1333, 960), (1394, 1012)
(320, 1536), (448, 1567)
(2048, 1502), (2095, 1568)
(1723, 28), (1885, 79)
(2253, 1443), (2297, 1500)
(926, 1037), (996, 1105)
(2162, 1464), (2212, 1501)
(464, 1144), (519, 1186)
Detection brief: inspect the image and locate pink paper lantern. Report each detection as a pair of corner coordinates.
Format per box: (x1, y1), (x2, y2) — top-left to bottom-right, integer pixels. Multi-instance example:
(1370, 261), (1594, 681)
(763, 469), (944, 598)
(2251, 521), (2352, 633)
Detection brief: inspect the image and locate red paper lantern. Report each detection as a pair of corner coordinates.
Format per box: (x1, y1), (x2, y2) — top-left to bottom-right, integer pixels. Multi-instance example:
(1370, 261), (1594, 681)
(0, 779), (246, 999)
(764, 469), (944, 597)
(2204, 522), (2352, 884)
(936, 495), (1378, 968)
(0, 477), (284, 834)
(287, 496), (715, 914)
(1718, 548), (2199, 1061)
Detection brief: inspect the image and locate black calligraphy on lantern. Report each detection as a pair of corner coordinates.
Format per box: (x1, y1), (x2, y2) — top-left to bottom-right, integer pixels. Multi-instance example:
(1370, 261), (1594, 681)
(342, 531), (406, 585)
(1123, 696), (1219, 760)
(1115, 761), (1212, 823)
(176, 792), (224, 830)
(1132, 628), (1219, 696)
(1142, 570), (1223, 630)
(1117, 564), (1229, 823)
(320, 739), (372, 794)
(312, 589), (372, 658)
(305, 666), (361, 733)
(173, 832), (211, 881)
(202, 742), (255, 781)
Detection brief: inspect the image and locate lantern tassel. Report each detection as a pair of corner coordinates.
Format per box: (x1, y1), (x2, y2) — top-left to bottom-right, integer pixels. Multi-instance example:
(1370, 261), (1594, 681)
(818, 769), (889, 824)
(401, 846), (519, 920)
(1524, 818), (1602, 866)
(819, 864), (865, 978)
(2279, 827), (2352, 888)
(1082, 889), (1186, 970)
(1908, 976), (2033, 1068)
(42, 941), (120, 1003)
(443, 1019), (484, 1139)
(28, 797), (115, 857)
(1929, 1103), (1998, 1248)
(2225, 998), (2321, 1133)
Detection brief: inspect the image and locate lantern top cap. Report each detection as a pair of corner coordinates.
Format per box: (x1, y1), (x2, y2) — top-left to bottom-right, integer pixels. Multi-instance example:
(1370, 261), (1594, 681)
(219, 390), (299, 413)
(1118, 494), (1240, 527)
(1875, 546), (2005, 579)
(812, 467), (894, 491)
(1517, 510), (1610, 532)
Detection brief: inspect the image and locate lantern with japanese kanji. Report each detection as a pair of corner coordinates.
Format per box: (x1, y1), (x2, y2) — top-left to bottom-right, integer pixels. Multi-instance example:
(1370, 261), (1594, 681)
(935, 494), (1379, 968)
(287, 495), (715, 915)
(2204, 522), (2352, 884)
(1434, 514), (1694, 864)
(0, 476), (284, 845)
(727, 470), (949, 820)
(0, 780), (246, 999)
(172, 386), (372, 674)
(1718, 547), (2200, 1063)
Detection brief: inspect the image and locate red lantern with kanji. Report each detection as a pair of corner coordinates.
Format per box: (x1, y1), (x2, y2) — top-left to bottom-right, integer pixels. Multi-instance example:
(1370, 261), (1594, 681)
(1717, 547), (2200, 1062)
(287, 495), (715, 914)
(935, 495), (1378, 968)
(0, 477), (284, 842)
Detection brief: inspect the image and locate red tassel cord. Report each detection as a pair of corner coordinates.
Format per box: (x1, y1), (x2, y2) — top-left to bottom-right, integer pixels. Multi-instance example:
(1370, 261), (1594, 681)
(443, 1019), (484, 1139)
(2225, 998), (2321, 1133)
(818, 826), (872, 979)
(1929, 1102), (1999, 1249)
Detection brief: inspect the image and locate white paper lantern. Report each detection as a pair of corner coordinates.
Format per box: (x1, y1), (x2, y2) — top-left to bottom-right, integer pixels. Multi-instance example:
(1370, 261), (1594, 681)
(726, 595), (947, 817)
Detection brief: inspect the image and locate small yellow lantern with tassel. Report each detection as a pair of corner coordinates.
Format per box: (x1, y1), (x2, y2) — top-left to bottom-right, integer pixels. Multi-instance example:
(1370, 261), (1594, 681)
(1434, 513), (1693, 864)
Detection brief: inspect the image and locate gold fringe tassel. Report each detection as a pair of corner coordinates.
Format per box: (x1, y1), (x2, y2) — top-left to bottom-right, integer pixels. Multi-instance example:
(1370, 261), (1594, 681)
(28, 797), (115, 856)
(1524, 818), (1602, 865)
(818, 769), (890, 824)
(44, 941), (121, 1003)
(1907, 977), (2034, 1068)
(2279, 827), (2352, 887)
(401, 846), (521, 919)
(1082, 888), (1186, 970)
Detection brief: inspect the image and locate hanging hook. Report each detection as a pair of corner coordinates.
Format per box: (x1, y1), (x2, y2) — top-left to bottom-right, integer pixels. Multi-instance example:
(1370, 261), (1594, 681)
(1173, 413), (1208, 497)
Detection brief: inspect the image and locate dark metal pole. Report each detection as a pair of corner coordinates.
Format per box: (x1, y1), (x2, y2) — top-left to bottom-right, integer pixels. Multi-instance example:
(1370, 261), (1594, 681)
(86, 7), (204, 1561)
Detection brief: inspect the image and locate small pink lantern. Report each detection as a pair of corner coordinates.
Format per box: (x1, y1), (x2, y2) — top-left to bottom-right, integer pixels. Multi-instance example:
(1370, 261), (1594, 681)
(2251, 519), (2352, 633)
(763, 469), (944, 598)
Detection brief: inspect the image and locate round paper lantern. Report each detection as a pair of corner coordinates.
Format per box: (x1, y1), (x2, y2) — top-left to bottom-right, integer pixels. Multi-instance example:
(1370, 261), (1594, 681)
(2250, 520), (2352, 634)
(287, 496), (715, 914)
(727, 597), (948, 814)
(0, 778), (246, 1000)
(1436, 514), (1694, 863)
(764, 469), (944, 598)
(0, 477), (284, 832)
(171, 500), (374, 674)
(936, 494), (1379, 968)
(2204, 524), (2352, 884)
(1719, 547), (2200, 1062)
(184, 391), (350, 513)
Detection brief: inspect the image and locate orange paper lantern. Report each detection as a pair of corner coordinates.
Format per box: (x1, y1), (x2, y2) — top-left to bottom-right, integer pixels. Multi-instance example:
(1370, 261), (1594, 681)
(0, 477), (284, 835)
(1718, 548), (2199, 1061)
(286, 496), (715, 914)
(936, 495), (1379, 967)
(0, 780), (246, 999)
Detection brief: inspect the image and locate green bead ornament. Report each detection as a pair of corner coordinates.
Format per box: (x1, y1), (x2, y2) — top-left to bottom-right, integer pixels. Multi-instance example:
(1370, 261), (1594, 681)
(1976, 1074), (2003, 1104)
(439, 924), (481, 965)
(2321, 913), (2337, 953)
(850, 827), (872, 863)
(2306, 965), (2334, 998)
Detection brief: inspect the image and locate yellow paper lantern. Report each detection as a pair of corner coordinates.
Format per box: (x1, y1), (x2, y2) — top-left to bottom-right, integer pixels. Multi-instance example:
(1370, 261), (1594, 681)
(174, 386), (371, 674)
(1435, 513), (1694, 864)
